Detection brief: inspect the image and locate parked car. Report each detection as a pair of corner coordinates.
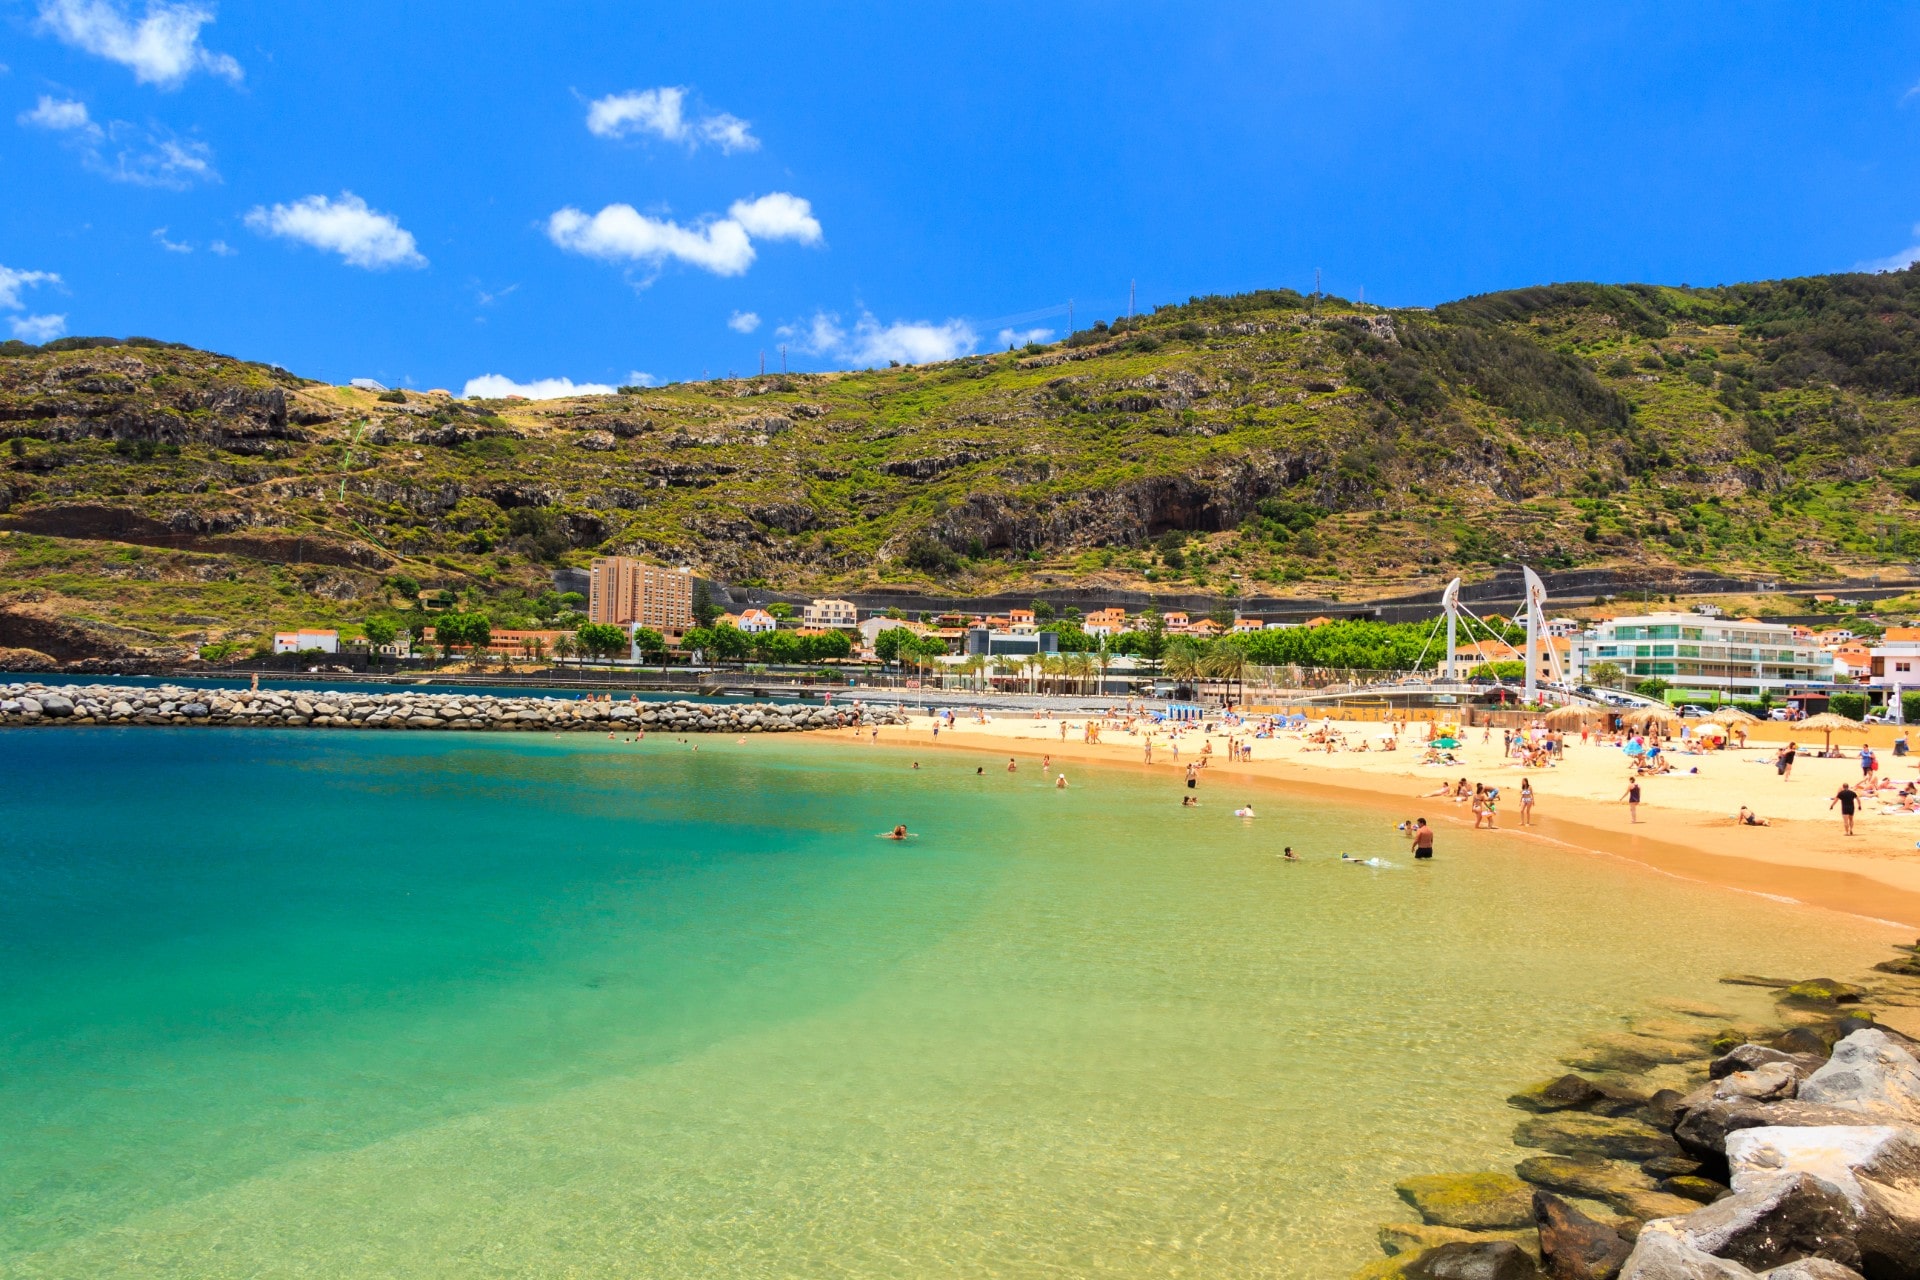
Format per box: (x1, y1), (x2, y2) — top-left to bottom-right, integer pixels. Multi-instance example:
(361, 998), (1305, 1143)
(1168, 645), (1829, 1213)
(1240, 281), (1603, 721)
(1679, 705), (1713, 718)
(1768, 707), (1796, 721)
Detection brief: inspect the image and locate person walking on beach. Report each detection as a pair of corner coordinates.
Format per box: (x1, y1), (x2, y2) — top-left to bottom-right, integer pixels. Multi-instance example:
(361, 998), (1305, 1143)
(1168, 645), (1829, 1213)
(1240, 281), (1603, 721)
(1833, 782), (1859, 836)
(1411, 819), (1434, 859)
(1620, 776), (1642, 824)
(1519, 778), (1535, 827)
(1861, 745), (1878, 782)
(1184, 762), (1198, 792)
(1779, 743), (1797, 780)
(1469, 784), (1487, 829)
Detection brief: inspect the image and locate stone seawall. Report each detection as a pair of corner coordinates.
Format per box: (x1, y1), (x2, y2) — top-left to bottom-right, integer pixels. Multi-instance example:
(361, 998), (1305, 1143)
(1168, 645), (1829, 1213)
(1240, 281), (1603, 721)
(0, 682), (907, 733)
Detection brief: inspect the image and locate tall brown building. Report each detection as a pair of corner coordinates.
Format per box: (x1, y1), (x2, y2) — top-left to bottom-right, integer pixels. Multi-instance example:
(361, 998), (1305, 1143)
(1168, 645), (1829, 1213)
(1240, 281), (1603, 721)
(588, 557), (693, 633)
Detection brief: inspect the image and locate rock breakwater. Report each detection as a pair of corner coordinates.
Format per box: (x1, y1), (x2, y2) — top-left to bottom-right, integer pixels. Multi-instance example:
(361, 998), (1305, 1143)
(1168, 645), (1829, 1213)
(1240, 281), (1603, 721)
(0, 682), (906, 733)
(1360, 946), (1920, 1280)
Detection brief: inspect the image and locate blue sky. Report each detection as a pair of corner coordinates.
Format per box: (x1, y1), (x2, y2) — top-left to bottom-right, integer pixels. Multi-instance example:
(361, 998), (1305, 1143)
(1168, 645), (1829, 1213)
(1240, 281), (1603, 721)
(5, 3), (1920, 394)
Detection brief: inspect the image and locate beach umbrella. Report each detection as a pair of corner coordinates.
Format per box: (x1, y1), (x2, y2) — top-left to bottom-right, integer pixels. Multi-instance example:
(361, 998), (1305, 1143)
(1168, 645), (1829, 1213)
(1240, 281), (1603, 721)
(1797, 712), (1869, 752)
(1544, 706), (1590, 729)
(1623, 707), (1681, 735)
(1708, 706), (1758, 724)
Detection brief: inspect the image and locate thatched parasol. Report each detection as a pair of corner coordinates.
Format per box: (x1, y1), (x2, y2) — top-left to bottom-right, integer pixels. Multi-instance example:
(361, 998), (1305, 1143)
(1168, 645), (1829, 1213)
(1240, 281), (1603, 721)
(1623, 707), (1682, 735)
(1797, 712), (1869, 752)
(1709, 706), (1759, 724)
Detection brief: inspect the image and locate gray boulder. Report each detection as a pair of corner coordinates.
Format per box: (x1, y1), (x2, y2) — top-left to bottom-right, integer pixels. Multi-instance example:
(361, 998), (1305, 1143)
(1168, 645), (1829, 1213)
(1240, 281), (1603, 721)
(1717, 1065), (1800, 1104)
(1674, 1098), (1871, 1161)
(1664, 1173), (1861, 1274)
(1726, 1124), (1920, 1280)
(1619, 1231), (1759, 1279)
(1758, 1261), (1866, 1280)
(1797, 1030), (1920, 1123)
(38, 693), (73, 716)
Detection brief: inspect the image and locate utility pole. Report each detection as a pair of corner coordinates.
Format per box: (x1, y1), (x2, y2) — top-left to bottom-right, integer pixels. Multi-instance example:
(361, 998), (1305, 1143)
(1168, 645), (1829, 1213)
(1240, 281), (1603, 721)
(1313, 267), (1322, 317)
(1128, 279), (1135, 329)
(759, 350), (765, 376)
(780, 345), (787, 374)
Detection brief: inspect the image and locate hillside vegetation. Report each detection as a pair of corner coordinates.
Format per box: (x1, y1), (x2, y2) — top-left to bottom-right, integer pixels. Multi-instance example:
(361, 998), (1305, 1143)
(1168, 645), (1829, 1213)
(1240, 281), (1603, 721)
(7, 269), (1920, 658)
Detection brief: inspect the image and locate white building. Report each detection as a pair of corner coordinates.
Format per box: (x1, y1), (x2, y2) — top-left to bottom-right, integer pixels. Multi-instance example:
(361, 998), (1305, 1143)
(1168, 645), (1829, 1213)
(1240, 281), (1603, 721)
(802, 598), (858, 630)
(1870, 629), (1920, 691)
(736, 608), (778, 634)
(1566, 612), (1824, 699)
(273, 629), (339, 654)
(857, 616), (922, 652)
(1545, 617), (1582, 639)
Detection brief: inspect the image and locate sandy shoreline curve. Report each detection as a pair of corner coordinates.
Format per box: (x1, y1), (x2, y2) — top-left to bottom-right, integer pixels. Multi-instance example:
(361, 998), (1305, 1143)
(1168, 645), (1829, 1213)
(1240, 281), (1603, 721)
(812, 710), (1920, 931)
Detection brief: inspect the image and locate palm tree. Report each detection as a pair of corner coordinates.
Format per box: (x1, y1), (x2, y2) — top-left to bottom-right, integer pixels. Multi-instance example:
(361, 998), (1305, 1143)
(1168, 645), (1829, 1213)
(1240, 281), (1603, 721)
(554, 634), (576, 668)
(1165, 638), (1206, 690)
(961, 653), (987, 692)
(1203, 644), (1249, 706)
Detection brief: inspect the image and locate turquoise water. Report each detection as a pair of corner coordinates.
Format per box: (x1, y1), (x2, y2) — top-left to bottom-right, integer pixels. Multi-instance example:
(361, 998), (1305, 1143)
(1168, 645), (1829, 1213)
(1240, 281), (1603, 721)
(0, 729), (1898, 1278)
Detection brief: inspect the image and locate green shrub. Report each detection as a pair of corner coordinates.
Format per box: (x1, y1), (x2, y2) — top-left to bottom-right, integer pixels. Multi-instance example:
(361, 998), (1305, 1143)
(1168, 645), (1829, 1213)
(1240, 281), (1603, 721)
(1828, 691), (1867, 721)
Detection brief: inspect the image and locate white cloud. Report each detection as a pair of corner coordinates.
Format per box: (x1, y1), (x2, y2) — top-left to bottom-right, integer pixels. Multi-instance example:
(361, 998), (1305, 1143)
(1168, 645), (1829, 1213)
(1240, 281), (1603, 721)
(726, 193), (822, 244)
(19, 94), (99, 136)
(1862, 225), (1920, 273)
(245, 192), (426, 269)
(11, 313), (68, 343)
(998, 326), (1054, 347)
(208, 238), (234, 255)
(37, 0), (242, 89)
(152, 226), (191, 252)
(547, 191), (820, 280)
(18, 96), (217, 188)
(462, 373), (616, 400)
(727, 310), (760, 334)
(584, 86), (758, 153)
(0, 264), (63, 311)
(777, 310), (978, 367)
(624, 371), (659, 387)
(547, 204), (755, 276)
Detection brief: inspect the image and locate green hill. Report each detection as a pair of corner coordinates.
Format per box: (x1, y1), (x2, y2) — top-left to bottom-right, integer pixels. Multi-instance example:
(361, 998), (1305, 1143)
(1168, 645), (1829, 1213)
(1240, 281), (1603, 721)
(7, 269), (1920, 659)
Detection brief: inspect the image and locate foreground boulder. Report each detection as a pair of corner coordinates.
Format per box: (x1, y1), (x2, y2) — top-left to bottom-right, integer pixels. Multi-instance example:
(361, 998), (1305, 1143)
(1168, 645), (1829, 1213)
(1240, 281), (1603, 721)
(1725, 1125), (1920, 1280)
(1534, 1191), (1632, 1280)
(1398, 1173), (1538, 1230)
(1404, 1241), (1545, 1280)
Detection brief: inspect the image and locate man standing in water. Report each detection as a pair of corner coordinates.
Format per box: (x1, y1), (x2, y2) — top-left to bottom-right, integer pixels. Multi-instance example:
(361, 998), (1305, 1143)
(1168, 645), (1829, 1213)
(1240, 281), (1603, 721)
(1411, 818), (1434, 859)
(1832, 782), (1859, 836)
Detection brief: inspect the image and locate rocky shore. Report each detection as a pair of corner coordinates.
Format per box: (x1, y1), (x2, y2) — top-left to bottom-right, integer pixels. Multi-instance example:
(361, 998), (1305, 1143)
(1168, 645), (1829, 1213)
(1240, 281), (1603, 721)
(1359, 956), (1920, 1280)
(0, 681), (907, 733)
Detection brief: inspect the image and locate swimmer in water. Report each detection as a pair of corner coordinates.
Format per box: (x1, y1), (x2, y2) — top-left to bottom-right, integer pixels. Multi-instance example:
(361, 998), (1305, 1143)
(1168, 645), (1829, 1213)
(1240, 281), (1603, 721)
(1234, 804), (1256, 818)
(1282, 846), (1299, 861)
(1181, 795), (1198, 807)
(883, 825), (912, 840)
(1055, 773), (1068, 788)
(912, 761), (920, 769)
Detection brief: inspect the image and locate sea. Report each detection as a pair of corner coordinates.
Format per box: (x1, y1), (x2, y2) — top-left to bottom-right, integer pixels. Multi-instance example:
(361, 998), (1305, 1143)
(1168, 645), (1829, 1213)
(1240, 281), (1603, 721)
(0, 726), (1897, 1278)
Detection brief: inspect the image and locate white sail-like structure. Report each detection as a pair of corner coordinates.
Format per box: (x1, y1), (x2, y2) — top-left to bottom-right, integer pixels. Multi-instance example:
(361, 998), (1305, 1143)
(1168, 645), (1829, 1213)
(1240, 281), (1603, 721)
(1441, 578), (1462, 681)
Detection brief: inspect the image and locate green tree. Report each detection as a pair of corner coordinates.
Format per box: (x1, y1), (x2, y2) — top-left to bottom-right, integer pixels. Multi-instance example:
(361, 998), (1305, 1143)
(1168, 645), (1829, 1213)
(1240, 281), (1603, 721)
(874, 624), (914, 664)
(707, 621), (750, 662)
(1634, 676), (1672, 699)
(631, 627), (666, 661)
(1137, 611), (1169, 669)
(1588, 660), (1626, 688)
(386, 573), (420, 600)
(692, 581), (720, 628)
(759, 630), (801, 663)
(766, 602), (795, 620)
(363, 617), (397, 646)
(575, 622), (628, 664)
(678, 627), (715, 659)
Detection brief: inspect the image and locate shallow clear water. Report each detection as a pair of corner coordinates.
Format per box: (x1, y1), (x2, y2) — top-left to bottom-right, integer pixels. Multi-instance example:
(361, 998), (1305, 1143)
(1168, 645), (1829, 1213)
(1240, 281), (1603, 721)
(0, 729), (1897, 1278)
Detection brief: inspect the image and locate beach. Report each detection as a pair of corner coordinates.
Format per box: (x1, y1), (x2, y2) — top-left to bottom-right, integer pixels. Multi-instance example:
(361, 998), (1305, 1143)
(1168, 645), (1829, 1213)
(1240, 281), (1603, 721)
(851, 710), (1920, 943)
